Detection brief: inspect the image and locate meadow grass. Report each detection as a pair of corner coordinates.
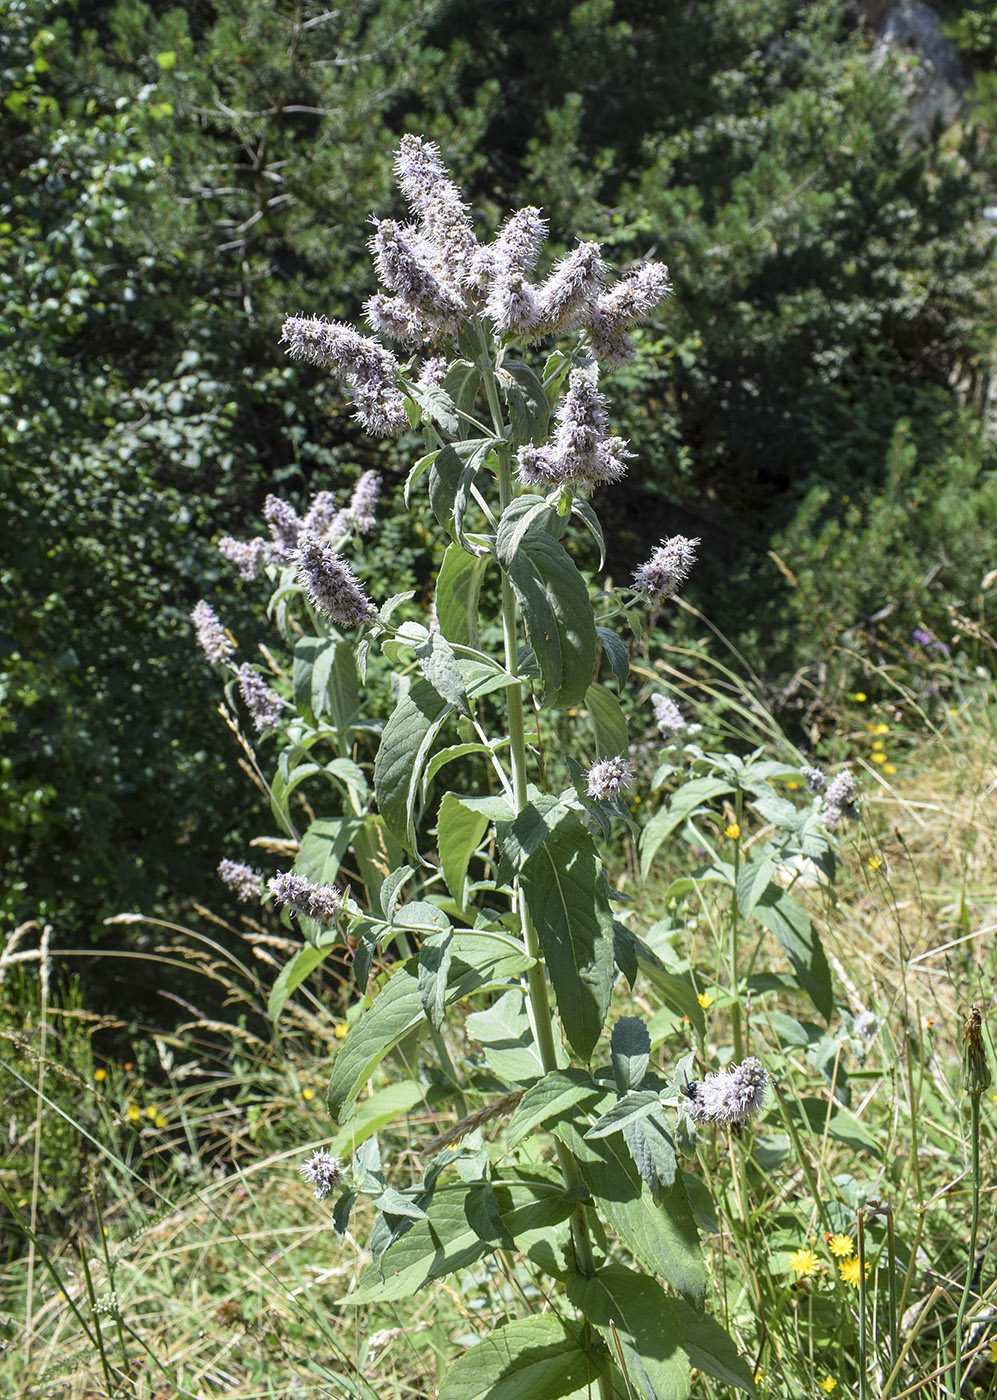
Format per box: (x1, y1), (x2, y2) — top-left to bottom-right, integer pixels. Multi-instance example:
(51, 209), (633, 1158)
(3, 665), (995, 1400)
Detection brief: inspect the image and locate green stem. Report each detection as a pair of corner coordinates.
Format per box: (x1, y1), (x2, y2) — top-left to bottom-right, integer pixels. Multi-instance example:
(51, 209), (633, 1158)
(475, 327), (607, 1386)
(729, 788), (744, 1061)
(954, 1091), (982, 1398)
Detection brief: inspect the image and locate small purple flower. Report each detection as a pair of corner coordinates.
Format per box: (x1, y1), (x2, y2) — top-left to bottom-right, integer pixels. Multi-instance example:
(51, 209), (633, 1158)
(417, 356), (448, 389)
(217, 536), (271, 581)
(301, 490), (340, 538)
(580, 261), (672, 367)
(300, 1149), (344, 1202)
(651, 693), (687, 736)
(532, 241), (606, 338)
(633, 535), (699, 606)
(368, 218), (466, 337)
(684, 1057), (769, 1129)
(270, 871), (342, 925)
(280, 315), (408, 438)
(191, 601), (234, 665)
(514, 370), (632, 492)
(263, 495), (302, 555)
(296, 536), (377, 627)
(347, 471), (382, 535)
(236, 664), (286, 734)
(217, 859), (261, 902)
(586, 756), (634, 801)
(822, 768), (858, 828)
(393, 135), (479, 293)
(801, 765), (826, 794)
(854, 1010), (879, 1039)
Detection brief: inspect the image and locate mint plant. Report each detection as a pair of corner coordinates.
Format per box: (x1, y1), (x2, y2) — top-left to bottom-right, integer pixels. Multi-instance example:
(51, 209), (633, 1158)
(194, 136), (848, 1399)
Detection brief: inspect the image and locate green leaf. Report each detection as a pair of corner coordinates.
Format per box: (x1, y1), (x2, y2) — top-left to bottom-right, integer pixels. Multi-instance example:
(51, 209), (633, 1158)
(440, 1315), (604, 1400)
(753, 888), (833, 1020)
(558, 1121), (706, 1306)
(429, 438), (495, 543)
(499, 360), (550, 447)
(465, 990), (545, 1085)
(640, 777), (735, 879)
(623, 1112), (678, 1195)
(438, 792), (489, 913)
(567, 1265), (691, 1400)
(293, 636), (360, 730)
(610, 1017), (651, 1092)
(614, 924), (705, 1037)
(595, 627), (630, 690)
(520, 822), (615, 1058)
(415, 632), (471, 717)
(585, 1090), (660, 1139)
(327, 937), (533, 1122)
(735, 856), (777, 920)
(347, 1169), (580, 1304)
(405, 448), (439, 506)
(436, 543), (489, 648)
(297, 815), (362, 890)
(444, 359), (483, 440)
(497, 795), (574, 878)
(418, 928), (454, 1030)
(585, 683), (629, 759)
(379, 864), (415, 919)
(495, 495), (557, 566)
(786, 1097), (882, 1157)
(408, 380), (461, 437)
(373, 679), (452, 853)
(324, 1081), (427, 1161)
(507, 1068), (603, 1149)
(499, 526), (597, 709)
(268, 942), (331, 1021)
(569, 497), (606, 569)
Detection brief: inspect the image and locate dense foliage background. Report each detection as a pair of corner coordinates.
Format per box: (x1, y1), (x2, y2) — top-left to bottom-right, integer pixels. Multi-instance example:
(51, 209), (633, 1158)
(2, 0), (995, 946)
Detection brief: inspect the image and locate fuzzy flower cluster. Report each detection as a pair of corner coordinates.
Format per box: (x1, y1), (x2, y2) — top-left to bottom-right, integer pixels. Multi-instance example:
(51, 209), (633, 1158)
(269, 871), (342, 925)
(585, 755), (634, 802)
(651, 693), (699, 739)
(823, 769), (858, 828)
(516, 370), (632, 492)
(801, 765), (827, 794)
(300, 1149), (344, 1202)
(296, 536), (377, 627)
(236, 664), (286, 734)
(191, 600), (234, 665)
(684, 1057), (769, 1130)
(217, 474), (382, 582)
(281, 135), (671, 435)
(633, 535), (699, 607)
(217, 859), (261, 902)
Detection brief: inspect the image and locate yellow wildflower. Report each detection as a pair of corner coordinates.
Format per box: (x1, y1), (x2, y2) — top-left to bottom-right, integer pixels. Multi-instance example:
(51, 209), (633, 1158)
(838, 1256), (869, 1288)
(697, 992), (715, 1010)
(882, 763), (896, 775)
(820, 1379), (837, 1393)
(724, 823), (740, 840)
(874, 723), (890, 735)
(786, 779), (799, 789)
(145, 1105), (157, 1119)
(872, 739), (884, 750)
(334, 1022), (349, 1040)
(871, 752), (886, 764)
(989, 1338), (997, 1364)
(126, 1104), (141, 1123)
(867, 856), (882, 871)
(94, 1069), (107, 1083)
(828, 1234), (854, 1258)
(154, 1115), (166, 1129)
(854, 692), (867, 702)
(789, 1248), (822, 1278)
(302, 1087), (315, 1101)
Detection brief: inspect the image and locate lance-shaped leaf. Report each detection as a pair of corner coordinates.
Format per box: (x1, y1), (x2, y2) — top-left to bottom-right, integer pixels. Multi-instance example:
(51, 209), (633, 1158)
(439, 1314), (605, 1400)
(499, 360), (550, 448)
(753, 887), (833, 1020)
(520, 820), (614, 1058)
(640, 777), (735, 879)
(438, 792), (489, 914)
(507, 1068), (603, 1149)
(418, 927), (454, 1030)
(436, 543), (489, 648)
(585, 1090), (659, 1139)
(595, 625), (630, 691)
(268, 942), (331, 1022)
(293, 635), (361, 730)
(585, 682), (629, 759)
(373, 678), (452, 853)
(497, 510), (597, 709)
(610, 1017), (651, 1093)
(415, 631), (471, 717)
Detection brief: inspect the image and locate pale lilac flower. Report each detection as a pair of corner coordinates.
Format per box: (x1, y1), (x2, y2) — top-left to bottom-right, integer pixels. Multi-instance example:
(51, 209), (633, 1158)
(280, 315), (408, 437)
(368, 218), (466, 335)
(823, 768), (858, 827)
(801, 765), (826, 794)
(492, 206), (547, 279)
(581, 261), (672, 367)
(296, 536), (377, 626)
(586, 756), (634, 801)
(263, 495), (302, 555)
(217, 536), (270, 581)
(270, 871), (342, 924)
(651, 694), (687, 736)
(632, 535), (699, 606)
(347, 471), (381, 534)
(236, 664), (286, 734)
(514, 371), (631, 491)
(394, 134), (478, 292)
(532, 242), (606, 338)
(684, 1057), (768, 1129)
(217, 859), (261, 902)
(191, 601), (234, 665)
(854, 1010), (879, 1039)
(300, 1149), (344, 1201)
(418, 356), (448, 389)
(301, 490), (339, 538)
(364, 291), (427, 345)
(486, 271), (541, 339)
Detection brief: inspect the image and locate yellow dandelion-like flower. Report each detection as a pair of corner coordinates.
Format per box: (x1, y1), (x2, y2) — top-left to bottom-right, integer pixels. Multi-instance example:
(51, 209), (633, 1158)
(874, 723), (890, 735)
(854, 692), (867, 703)
(697, 992), (715, 1010)
(989, 1338), (997, 1365)
(154, 1115), (166, 1128)
(302, 1087), (315, 1101)
(820, 1379), (837, 1393)
(867, 856), (882, 871)
(94, 1069), (107, 1083)
(145, 1105), (157, 1119)
(828, 1234), (854, 1258)
(724, 823), (741, 840)
(926, 1016), (936, 1029)
(871, 752), (886, 764)
(838, 1256), (868, 1288)
(126, 1104), (141, 1124)
(882, 763), (896, 775)
(789, 1248), (822, 1278)
(787, 779), (799, 790)
(334, 1022), (349, 1040)
(872, 739), (884, 750)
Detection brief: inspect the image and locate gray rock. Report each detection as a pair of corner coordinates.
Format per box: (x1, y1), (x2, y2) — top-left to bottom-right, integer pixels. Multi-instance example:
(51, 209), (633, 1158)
(874, 0), (967, 137)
